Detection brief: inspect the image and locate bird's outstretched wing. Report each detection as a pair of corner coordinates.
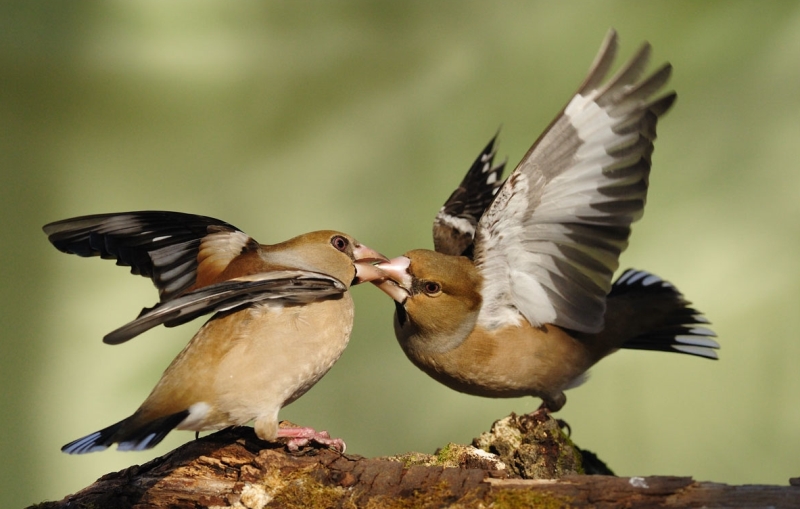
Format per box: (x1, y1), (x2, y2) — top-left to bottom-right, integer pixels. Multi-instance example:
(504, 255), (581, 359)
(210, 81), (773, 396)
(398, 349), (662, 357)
(43, 211), (253, 302)
(475, 29), (676, 333)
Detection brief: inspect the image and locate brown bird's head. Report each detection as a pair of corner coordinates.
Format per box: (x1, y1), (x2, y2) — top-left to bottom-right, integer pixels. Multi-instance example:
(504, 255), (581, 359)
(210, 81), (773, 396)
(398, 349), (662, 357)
(265, 230), (387, 288)
(373, 249), (483, 356)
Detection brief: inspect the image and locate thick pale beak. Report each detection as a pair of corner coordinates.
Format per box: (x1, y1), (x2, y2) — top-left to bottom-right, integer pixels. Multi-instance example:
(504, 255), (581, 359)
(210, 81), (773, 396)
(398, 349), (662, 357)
(352, 244), (389, 285)
(371, 256), (412, 303)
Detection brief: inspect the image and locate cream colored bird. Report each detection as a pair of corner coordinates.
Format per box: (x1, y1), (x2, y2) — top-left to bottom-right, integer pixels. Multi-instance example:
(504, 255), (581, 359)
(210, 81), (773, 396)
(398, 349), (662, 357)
(44, 211), (386, 453)
(372, 30), (718, 413)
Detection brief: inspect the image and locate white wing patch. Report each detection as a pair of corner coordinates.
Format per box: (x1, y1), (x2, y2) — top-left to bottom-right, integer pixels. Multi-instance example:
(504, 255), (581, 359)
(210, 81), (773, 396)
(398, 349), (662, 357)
(477, 173), (557, 329)
(473, 31), (674, 332)
(434, 208), (476, 238)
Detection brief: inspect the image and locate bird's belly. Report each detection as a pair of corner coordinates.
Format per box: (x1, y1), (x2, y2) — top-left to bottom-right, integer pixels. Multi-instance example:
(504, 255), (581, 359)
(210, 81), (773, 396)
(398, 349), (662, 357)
(411, 323), (593, 399)
(170, 296), (354, 430)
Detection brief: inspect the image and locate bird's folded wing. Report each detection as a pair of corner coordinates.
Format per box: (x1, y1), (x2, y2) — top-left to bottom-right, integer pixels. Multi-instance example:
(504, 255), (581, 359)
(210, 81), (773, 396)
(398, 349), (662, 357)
(433, 134), (506, 257)
(103, 270), (346, 344)
(43, 211), (252, 302)
(474, 29), (676, 333)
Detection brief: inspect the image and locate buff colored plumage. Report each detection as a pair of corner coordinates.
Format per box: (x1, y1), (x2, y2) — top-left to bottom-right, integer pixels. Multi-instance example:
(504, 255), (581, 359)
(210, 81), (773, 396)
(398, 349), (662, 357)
(44, 211), (385, 453)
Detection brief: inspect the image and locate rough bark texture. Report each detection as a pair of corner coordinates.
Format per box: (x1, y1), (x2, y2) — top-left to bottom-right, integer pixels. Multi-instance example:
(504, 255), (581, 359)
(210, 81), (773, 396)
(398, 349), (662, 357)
(31, 414), (800, 509)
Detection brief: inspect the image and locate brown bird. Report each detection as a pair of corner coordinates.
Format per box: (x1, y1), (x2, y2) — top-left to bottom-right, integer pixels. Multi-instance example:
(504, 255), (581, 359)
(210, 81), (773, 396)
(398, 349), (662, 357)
(372, 30), (718, 413)
(44, 211), (386, 453)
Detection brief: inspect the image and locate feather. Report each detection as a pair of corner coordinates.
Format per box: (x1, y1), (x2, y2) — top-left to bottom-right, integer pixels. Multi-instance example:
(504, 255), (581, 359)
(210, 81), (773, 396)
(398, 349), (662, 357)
(475, 31), (675, 333)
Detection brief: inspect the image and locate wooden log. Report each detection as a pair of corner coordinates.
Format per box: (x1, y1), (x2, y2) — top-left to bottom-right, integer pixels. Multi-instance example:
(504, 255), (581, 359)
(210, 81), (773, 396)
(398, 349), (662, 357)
(31, 415), (800, 509)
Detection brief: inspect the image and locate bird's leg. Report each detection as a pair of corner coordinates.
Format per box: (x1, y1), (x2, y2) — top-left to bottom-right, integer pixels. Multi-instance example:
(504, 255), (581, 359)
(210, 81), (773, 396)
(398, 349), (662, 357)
(276, 426), (346, 453)
(532, 401), (551, 416)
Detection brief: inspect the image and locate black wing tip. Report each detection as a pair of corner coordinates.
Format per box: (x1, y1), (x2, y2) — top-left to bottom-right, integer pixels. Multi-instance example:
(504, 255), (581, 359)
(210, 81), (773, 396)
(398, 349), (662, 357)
(103, 302), (169, 345)
(43, 210), (249, 308)
(44, 210), (232, 225)
(468, 131), (505, 184)
(103, 330), (137, 345)
(484, 127), (502, 153)
(42, 211), (239, 248)
(433, 131), (508, 256)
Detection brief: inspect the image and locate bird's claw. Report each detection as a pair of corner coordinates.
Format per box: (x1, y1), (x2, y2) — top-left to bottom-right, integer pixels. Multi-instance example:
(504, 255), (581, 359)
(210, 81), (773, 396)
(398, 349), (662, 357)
(277, 426), (346, 453)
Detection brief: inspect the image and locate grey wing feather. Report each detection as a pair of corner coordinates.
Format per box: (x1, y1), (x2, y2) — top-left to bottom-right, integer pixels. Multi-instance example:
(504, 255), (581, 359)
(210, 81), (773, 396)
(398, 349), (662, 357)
(475, 29), (676, 333)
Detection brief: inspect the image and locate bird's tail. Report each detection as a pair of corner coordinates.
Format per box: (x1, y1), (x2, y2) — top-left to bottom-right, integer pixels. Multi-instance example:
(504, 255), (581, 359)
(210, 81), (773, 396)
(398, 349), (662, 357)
(605, 269), (719, 359)
(61, 409), (189, 454)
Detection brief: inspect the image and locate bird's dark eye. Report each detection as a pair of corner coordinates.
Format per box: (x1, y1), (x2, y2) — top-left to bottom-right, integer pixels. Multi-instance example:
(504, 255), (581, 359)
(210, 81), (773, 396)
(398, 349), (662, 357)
(331, 235), (349, 252)
(423, 281), (441, 295)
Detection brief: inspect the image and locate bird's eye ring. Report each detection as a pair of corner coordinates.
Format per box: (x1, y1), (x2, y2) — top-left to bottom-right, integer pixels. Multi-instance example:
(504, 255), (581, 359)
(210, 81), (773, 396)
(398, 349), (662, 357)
(423, 281), (441, 295)
(331, 235), (349, 252)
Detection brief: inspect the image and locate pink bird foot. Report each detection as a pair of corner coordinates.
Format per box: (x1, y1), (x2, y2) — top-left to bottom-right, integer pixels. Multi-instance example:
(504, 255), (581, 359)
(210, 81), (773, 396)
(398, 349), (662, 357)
(276, 426), (346, 453)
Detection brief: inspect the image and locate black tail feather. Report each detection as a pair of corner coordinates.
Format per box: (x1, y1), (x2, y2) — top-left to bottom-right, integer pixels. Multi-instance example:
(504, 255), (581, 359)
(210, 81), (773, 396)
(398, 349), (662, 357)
(62, 409), (190, 454)
(61, 419), (125, 454)
(611, 269), (719, 360)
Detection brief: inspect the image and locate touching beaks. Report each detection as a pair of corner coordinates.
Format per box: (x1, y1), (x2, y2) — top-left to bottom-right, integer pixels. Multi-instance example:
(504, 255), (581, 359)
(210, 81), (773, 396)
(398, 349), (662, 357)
(352, 244), (389, 285)
(371, 256), (412, 303)
(353, 261), (385, 284)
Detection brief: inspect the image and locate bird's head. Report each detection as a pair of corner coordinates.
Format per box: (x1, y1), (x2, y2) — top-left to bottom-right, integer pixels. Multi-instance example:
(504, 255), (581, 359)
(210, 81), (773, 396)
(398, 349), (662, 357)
(267, 230), (387, 288)
(372, 249), (483, 354)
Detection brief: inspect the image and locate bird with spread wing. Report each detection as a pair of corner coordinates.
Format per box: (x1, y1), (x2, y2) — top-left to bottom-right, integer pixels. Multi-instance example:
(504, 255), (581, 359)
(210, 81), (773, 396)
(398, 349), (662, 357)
(372, 30), (718, 413)
(44, 211), (386, 453)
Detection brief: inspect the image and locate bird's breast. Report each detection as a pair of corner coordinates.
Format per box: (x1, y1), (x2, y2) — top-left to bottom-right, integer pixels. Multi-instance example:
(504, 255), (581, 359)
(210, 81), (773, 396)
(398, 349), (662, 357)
(405, 321), (595, 399)
(140, 294), (355, 431)
(214, 295), (355, 412)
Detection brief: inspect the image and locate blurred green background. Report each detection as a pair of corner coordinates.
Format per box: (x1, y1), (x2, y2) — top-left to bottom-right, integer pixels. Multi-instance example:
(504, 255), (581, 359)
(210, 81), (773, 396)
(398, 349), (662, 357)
(2, 1), (799, 506)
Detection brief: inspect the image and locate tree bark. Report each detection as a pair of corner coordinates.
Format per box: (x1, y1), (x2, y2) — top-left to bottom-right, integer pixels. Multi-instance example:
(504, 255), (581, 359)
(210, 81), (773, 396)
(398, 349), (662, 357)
(32, 413), (800, 509)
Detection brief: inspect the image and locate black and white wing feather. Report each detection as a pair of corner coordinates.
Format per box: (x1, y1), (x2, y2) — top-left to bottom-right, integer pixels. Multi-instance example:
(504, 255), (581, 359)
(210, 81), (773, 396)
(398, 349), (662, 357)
(433, 134), (506, 257)
(103, 270), (346, 344)
(474, 29), (676, 333)
(43, 211), (251, 302)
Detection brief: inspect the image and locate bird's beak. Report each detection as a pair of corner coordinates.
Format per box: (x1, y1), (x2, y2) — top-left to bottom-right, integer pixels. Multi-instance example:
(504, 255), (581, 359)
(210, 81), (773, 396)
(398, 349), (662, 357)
(352, 244), (389, 285)
(371, 256), (412, 303)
